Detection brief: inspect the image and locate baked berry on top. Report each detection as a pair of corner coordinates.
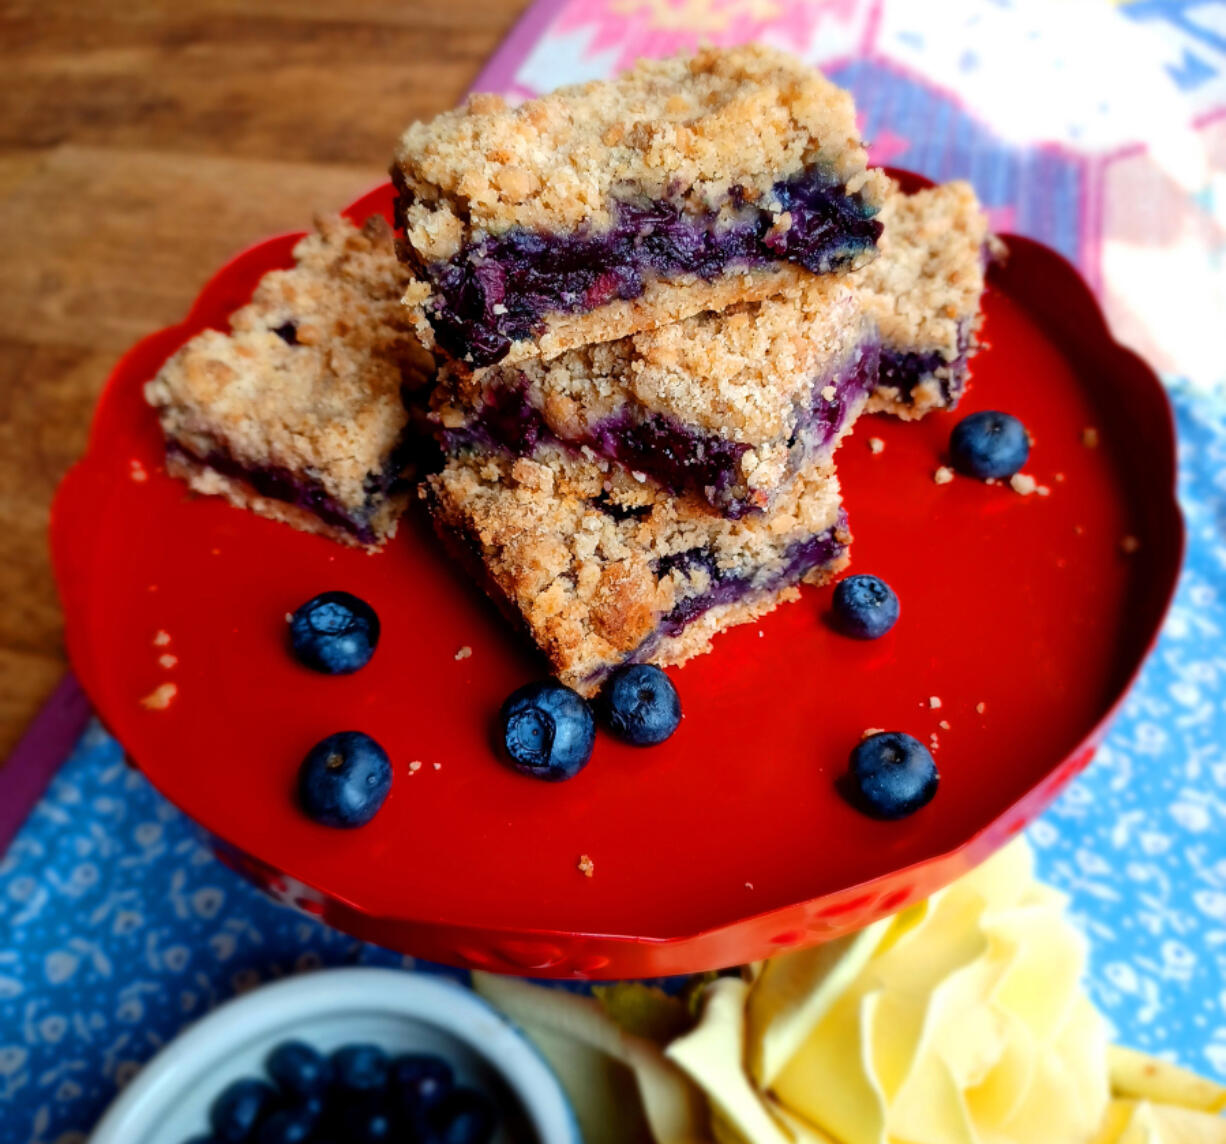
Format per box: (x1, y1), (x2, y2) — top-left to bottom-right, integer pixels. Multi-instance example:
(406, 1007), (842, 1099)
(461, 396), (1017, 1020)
(950, 410), (1030, 480)
(831, 574), (900, 640)
(289, 591), (380, 675)
(498, 680), (595, 781)
(601, 664), (682, 746)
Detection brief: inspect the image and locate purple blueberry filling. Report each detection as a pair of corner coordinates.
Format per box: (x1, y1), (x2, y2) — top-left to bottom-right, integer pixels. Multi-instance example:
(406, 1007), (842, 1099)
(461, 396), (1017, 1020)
(442, 343), (878, 517)
(166, 441), (409, 546)
(879, 322), (972, 406)
(651, 521), (847, 640)
(398, 167), (882, 367)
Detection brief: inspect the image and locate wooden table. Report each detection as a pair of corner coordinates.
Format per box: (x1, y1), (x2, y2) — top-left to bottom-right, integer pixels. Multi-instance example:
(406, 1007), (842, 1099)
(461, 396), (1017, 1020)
(0, 0), (527, 758)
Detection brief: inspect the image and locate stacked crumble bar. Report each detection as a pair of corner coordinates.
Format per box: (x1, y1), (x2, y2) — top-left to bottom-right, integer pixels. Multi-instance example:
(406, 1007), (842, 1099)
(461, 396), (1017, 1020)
(144, 45), (994, 693)
(398, 46), (993, 694)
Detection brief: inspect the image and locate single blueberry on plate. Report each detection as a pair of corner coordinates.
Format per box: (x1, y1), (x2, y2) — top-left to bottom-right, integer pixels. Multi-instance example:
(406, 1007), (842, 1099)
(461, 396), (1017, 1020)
(266, 1040), (331, 1099)
(848, 732), (939, 820)
(949, 410), (1030, 480)
(289, 591), (380, 675)
(209, 1077), (276, 1142)
(499, 680), (595, 780)
(255, 1106), (317, 1144)
(601, 664), (682, 746)
(297, 732), (392, 828)
(330, 1043), (389, 1095)
(424, 1088), (497, 1144)
(831, 575), (900, 640)
(389, 1053), (453, 1115)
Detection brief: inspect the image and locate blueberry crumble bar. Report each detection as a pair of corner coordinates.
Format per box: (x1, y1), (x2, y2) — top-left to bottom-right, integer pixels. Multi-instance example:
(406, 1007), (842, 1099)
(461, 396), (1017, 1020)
(426, 181), (994, 518)
(145, 215), (434, 550)
(431, 278), (875, 517)
(393, 45), (889, 368)
(861, 180), (995, 420)
(422, 447), (850, 695)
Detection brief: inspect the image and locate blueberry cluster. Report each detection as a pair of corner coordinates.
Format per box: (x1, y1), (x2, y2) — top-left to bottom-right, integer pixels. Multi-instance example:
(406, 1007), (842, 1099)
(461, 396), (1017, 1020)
(498, 664), (683, 781)
(191, 1040), (495, 1144)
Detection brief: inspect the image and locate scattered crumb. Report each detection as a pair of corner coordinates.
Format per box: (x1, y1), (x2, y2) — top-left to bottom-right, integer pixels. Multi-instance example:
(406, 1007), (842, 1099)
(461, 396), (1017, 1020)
(985, 477), (1000, 487)
(929, 733), (940, 750)
(820, 384), (837, 402)
(929, 696), (942, 709)
(1083, 427), (1099, 448)
(1054, 472), (1066, 483)
(1036, 484), (1051, 497)
(758, 630), (764, 638)
(129, 460), (148, 483)
(285, 612), (294, 623)
(432, 762), (441, 771)
(868, 437), (885, 455)
(1074, 524), (1085, 536)
(140, 682), (177, 711)
(158, 654), (178, 670)
(1010, 473), (1037, 496)
(454, 645), (472, 661)
(862, 727), (885, 740)
(578, 854), (595, 878)
(1121, 535), (1141, 555)
(933, 466), (954, 485)
(153, 630), (171, 647)
(408, 761), (423, 774)
(745, 882), (755, 890)
(976, 701), (987, 715)
(939, 719), (951, 731)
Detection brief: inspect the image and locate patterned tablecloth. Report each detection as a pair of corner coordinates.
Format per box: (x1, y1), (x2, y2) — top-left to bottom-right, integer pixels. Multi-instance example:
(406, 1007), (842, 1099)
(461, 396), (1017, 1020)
(3, 2), (1225, 1141)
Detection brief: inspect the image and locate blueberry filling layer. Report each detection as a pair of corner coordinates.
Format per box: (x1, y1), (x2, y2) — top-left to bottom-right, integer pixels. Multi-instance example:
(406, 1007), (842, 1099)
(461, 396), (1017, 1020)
(166, 441), (410, 545)
(879, 322), (972, 406)
(441, 344), (877, 517)
(650, 521), (847, 641)
(399, 167), (882, 367)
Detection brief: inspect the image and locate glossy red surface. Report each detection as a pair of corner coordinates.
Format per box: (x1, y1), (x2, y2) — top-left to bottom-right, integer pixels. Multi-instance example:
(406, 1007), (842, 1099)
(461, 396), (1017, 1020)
(51, 177), (1182, 979)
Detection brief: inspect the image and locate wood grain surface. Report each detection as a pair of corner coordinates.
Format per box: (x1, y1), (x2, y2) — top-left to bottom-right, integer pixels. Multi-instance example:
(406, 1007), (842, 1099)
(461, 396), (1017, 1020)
(0, 0), (528, 758)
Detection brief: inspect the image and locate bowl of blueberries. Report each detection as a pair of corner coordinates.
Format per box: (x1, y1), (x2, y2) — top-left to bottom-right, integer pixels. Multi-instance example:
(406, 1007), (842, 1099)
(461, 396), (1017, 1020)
(88, 967), (578, 1144)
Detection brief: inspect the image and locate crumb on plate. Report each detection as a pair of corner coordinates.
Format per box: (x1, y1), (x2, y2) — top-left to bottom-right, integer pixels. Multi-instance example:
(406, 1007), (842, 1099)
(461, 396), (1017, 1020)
(578, 854), (595, 878)
(868, 437), (885, 454)
(158, 654), (178, 670)
(976, 701), (987, 714)
(408, 760), (422, 774)
(454, 645), (473, 661)
(933, 466), (954, 485)
(1010, 473), (1037, 496)
(1083, 426), (1099, 448)
(1121, 534), (1140, 554)
(928, 696), (942, 709)
(140, 682), (177, 710)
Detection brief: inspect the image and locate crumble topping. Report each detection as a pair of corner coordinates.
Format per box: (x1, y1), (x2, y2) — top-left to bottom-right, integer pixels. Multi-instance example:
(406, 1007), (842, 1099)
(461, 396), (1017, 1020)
(145, 215), (433, 534)
(394, 45), (884, 261)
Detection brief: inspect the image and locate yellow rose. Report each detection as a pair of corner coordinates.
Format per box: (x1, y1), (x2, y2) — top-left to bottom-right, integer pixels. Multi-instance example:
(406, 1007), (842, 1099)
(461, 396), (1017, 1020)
(476, 840), (1226, 1144)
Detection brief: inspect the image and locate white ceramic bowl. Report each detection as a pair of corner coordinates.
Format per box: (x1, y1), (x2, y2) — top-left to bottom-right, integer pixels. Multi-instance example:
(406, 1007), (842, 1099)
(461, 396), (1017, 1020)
(89, 967), (578, 1143)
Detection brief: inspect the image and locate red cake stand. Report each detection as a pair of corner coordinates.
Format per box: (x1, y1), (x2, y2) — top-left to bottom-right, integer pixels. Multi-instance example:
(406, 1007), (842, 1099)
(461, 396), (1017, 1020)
(51, 174), (1182, 979)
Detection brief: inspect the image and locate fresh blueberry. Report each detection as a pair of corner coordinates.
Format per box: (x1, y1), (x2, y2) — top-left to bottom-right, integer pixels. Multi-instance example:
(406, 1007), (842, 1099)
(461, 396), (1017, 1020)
(389, 1053), (453, 1115)
(423, 1088), (497, 1144)
(298, 731), (392, 828)
(831, 575), (900, 640)
(209, 1077), (276, 1142)
(601, 664), (682, 746)
(266, 1040), (331, 1099)
(498, 680), (595, 780)
(949, 410), (1030, 480)
(330, 1043), (389, 1095)
(848, 732), (939, 820)
(289, 591), (380, 675)
(332, 1100), (395, 1143)
(255, 1106), (317, 1144)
